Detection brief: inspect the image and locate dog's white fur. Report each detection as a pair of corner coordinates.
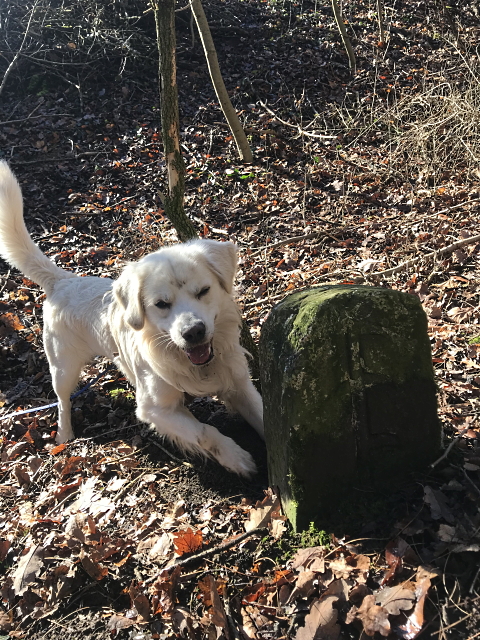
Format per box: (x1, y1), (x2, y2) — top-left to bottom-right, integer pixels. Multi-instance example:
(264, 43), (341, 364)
(0, 162), (263, 476)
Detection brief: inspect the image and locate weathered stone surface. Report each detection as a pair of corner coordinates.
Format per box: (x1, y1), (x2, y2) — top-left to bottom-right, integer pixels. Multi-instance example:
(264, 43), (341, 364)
(259, 285), (440, 532)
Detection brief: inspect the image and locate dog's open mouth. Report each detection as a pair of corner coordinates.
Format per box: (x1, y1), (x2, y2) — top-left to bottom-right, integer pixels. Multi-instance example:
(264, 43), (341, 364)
(186, 342), (213, 365)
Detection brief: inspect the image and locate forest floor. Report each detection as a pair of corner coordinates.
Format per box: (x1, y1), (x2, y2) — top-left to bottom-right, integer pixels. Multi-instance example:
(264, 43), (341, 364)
(1, 0), (480, 638)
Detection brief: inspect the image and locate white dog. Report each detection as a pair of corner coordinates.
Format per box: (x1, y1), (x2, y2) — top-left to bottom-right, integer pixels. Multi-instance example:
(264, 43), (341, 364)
(0, 162), (263, 476)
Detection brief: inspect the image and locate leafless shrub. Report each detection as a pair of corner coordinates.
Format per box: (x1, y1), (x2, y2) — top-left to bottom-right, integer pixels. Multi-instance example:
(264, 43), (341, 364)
(325, 38), (480, 188)
(0, 0), (154, 93)
(390, 72), (480, 185)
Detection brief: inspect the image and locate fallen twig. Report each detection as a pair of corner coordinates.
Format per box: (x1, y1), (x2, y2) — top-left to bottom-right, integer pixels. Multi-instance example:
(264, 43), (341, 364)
(0, 113), (71, 126)
(431, 610), (476, 636)
(244, 271), (358, 308)
(113, 470), (148, 503)
(430, 197), (480, 217)
(429, 427), (469, 469)
(224, 596), (243, 640)
(213, 121), (277, 136)
(144, 527), (266, 583)
(8, 151), (110, 165)
(147, 434), (192, 465)
(0, 270), (11, 295)
(258, 99), (338, 139)
(462, 468), (480, 499)
(248, 226), (345, 257)
(371, 233), (480, 278)
(244, 290), (292, 308)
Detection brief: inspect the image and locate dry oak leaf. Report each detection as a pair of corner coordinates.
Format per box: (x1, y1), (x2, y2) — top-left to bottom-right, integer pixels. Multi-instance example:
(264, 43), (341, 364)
(79, 548), (108, 581)
(55, 456), (84, 476)
(198, 574), (228, 629)
(240, 606), (258, 639)
(322, 578), (349, 603)
(395, 566), (440, 639)
(382, 537), (415, 585)
(375, 584), (415, 615)
(148, 532), (173, 560)
(0, 312), (24, 331)
(0, 539), (11, 562)
(290, 546), (326, 571)
(273, 569), (295, 586)
(353, 554), (371, 583)
(296, 595), (340, 640)
(0, 485), (17, 497)
(355, 595), (391, 637)
(349, 583), (371, 605)
(287, 570), (317, 602)
(107, 614), (134, 634)
(150, 566), (181, 616)
(242, 581), (267, 604)
(13, 545), (45, 596)
(424, 486), (454, 523)
(446, 306), (471, 323)
(245, 487), (281, 532)
(172, 607), (197, 638)
(13, 465), (31, 488)
(329, 555), (354, 579)
(245, 603), (272, 633)
(271, 512), (288, 539)
(173, 528), (203, 556)
(129, 583), (151, 623)
(49, 443), (68, 456)
(0, 611), (12, 632)
(52, 478), (82, 501)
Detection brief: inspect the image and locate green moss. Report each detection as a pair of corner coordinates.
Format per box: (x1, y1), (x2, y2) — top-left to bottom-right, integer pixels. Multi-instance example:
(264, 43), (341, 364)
(299, 523), (331, 548)
(108, 388), (134, 399)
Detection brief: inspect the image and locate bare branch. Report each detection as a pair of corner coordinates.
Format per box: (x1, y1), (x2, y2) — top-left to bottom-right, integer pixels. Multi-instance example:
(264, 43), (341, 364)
(258, 99), (338, 139)
(0, 0), (40, 96)
(371, 234), (480, 278)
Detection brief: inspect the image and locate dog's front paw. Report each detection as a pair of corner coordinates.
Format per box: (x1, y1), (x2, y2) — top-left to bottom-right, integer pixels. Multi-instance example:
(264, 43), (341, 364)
(222, 444), (257, 477)
(200, 425), (257, 477)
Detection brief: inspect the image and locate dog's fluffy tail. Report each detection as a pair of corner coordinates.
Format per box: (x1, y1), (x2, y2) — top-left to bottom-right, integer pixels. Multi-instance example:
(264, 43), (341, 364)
(0, 161), (75, 295)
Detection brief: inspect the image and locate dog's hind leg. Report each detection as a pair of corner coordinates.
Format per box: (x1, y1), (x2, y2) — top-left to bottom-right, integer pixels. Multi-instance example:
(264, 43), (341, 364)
(44, 332), (90, 443)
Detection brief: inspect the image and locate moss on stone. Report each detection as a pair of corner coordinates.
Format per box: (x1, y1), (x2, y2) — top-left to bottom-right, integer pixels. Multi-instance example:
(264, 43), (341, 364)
(259, 285), (441, 532)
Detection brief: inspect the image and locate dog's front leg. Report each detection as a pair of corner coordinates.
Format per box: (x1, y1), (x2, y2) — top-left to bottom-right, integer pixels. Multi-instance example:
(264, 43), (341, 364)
(219, 376), (264, 440)
(136, 382), (257, 476)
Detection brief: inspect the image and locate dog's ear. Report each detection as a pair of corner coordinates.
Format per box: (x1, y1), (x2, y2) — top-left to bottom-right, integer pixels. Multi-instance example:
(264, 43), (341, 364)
(196, 240), (238, 294)
(113, 263), (145, 330)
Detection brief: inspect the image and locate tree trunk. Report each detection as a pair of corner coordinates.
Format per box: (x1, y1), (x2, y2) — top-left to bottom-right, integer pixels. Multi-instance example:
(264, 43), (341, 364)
(331, 0), (356, 74)
(151, 0), (259, 383)
(152, 0), (197, 241)
(189, 0), (253, 164)
(376, 0), (385, 44)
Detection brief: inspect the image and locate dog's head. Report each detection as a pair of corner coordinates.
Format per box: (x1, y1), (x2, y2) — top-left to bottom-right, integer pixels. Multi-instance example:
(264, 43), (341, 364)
(113, 240), (238, 365)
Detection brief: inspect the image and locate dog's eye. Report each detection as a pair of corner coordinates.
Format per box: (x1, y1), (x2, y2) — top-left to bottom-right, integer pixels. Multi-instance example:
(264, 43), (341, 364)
(198, 287), (210, 299)
(155, 300), (171, 310)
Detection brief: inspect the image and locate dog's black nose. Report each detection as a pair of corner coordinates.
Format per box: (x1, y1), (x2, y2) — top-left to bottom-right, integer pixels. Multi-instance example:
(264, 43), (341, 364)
(182, 321), (206, 344)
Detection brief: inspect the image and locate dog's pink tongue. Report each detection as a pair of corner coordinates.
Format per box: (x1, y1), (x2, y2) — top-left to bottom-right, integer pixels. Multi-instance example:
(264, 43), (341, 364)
(186, 344), (211, 365)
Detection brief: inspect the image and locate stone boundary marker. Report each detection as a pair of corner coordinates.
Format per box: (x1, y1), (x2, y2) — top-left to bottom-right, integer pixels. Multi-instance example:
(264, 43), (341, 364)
(259, 285), (441, 532)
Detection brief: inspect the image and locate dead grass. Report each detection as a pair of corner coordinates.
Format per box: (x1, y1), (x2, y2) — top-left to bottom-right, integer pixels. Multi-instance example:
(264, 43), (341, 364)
(391, 72), (480, 185)
(330, 51), (480, 188)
